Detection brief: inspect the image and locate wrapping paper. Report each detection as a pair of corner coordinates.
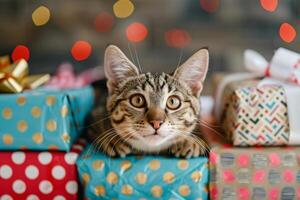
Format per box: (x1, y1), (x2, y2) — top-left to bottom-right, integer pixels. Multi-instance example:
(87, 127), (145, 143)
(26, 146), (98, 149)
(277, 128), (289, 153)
(0, 139), (86, 200)
(77, 146), (209, 200)
(209, 145), (300, 200)
(219, 77), (290, 146)
(0, 86), (94, 151)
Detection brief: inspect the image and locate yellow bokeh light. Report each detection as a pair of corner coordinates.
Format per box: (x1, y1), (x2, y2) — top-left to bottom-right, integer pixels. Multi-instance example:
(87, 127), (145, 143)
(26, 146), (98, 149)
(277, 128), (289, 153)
(113, 0), (134, 18)
(32, 6), (50, 26)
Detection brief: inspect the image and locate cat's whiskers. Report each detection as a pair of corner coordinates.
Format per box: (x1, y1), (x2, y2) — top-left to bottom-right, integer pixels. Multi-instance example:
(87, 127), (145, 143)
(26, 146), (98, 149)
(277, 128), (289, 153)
(88, 129), (115, 155)
(83, 115), (112, 129)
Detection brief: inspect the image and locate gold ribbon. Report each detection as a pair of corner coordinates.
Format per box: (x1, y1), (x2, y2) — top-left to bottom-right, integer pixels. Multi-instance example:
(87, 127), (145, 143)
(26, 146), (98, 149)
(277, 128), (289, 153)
(0, 57), (50, 93)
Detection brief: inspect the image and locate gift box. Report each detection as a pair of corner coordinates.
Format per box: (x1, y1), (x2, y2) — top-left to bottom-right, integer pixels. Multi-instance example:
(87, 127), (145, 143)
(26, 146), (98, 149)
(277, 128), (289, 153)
(0, 139), (86, 200)
(77, 146), (209, 200)
(209, 145), (300, 200)
(214, 73), (295, 146)
(0, 86), (94, 151)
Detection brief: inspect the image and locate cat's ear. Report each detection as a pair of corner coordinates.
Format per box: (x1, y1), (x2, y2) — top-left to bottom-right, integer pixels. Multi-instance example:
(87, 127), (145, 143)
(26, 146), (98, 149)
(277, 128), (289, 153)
(173, 48), (209, 97)
(104, 45), (139, 93)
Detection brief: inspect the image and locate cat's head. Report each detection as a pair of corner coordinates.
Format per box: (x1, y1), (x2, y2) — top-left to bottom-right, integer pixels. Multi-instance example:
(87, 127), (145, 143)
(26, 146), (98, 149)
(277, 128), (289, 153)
(104, 45), (209, 152)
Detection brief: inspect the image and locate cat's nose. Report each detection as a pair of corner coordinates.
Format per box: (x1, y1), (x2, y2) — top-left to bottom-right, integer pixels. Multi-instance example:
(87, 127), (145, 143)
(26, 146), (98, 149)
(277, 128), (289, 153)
(149, 120), (163, 130)
(146, 107), (166, 130)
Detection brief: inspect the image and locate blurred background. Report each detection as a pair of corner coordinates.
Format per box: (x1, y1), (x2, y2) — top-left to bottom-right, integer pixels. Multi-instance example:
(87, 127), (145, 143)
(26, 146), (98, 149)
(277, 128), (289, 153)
(0, 0), (300, 94)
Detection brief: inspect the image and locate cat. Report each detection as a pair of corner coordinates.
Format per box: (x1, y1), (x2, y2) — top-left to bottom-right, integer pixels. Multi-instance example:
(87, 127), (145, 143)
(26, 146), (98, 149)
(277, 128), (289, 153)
(87, 45), (209, 158)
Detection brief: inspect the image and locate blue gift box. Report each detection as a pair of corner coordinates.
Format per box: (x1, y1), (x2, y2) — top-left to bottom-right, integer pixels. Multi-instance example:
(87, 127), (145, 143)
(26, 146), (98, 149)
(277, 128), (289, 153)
(0, 86), (94, 151)
(77, 146), (209, 200)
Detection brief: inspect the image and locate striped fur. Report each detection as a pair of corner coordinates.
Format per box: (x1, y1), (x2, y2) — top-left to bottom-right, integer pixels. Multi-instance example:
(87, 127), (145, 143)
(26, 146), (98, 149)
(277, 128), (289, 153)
(87, 45), (209, 158)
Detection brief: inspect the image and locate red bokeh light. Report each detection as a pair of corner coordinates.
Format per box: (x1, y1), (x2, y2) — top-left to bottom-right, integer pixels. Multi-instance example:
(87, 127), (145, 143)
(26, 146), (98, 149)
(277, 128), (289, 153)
(279, 23), (296, 43)
(94, 12), (114, 33)
(71, 40), (92, 61)
(126, 22), (148, 42)
(165, 29), (191, 48)
(260, 0), (278, 12)
(199, 0), (219, 13)
(11, 45), (30, 62)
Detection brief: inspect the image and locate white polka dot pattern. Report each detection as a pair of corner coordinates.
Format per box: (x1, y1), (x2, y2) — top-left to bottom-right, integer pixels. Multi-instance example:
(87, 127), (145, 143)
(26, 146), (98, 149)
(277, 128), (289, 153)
(38, 152), (52, 165)
(51, 166), (66, 180)
(64, 152), (78, 165)
(12, 180), (26, 194)
(11, 152), (25, 164)
(65, 181), (78, 194)
(39, 180), (53, 194)
(25, 165), (39, 180)
(0, 165), (12, 179)
(0, 140), (85, 199)
(26, 194), (39, 200)
(53, 195), (66, 200)
(0, 194), (13, 200)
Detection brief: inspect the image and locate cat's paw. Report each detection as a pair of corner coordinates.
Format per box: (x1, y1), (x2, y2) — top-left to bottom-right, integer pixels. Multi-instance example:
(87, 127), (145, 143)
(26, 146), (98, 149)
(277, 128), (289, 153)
(105, 141), (132, 158)
(170, 138), (207, 158)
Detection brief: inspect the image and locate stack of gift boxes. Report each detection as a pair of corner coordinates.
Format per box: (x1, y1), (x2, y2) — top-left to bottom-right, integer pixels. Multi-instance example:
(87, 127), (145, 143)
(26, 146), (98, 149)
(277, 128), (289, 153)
(210, 48), (300, 200)
(0, 57), (94, 199)
(4, 48), (300, 200)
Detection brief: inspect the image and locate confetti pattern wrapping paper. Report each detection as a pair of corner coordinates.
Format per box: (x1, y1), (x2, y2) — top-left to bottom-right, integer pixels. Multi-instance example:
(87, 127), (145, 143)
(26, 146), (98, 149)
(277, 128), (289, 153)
(209, 145), (300, 200)
(0, 139), (86, 200)
(0, 86), (94, 151)
(77, 146), (209, 200)
(220, 79), (290, 146)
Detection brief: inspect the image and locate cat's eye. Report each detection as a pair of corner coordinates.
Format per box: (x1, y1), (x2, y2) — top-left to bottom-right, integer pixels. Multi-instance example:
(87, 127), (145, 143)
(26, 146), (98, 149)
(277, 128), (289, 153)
(130, 94), (146, 108)
(166, 95), (181, 110)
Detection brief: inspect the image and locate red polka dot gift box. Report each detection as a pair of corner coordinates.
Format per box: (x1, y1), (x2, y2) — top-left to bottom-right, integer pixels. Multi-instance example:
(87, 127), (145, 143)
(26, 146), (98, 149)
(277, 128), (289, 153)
(0, 139), (86, 200)
(209, 145), (300, 200)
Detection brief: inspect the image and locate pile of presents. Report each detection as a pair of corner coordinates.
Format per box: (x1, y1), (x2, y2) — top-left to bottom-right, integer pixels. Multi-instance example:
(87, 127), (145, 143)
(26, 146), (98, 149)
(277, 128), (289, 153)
(1, 47), (300, 200)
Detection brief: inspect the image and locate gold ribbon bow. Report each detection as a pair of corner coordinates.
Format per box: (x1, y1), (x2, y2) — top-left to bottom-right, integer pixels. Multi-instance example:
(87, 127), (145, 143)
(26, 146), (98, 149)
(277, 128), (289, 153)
(0, 56), (50, 93)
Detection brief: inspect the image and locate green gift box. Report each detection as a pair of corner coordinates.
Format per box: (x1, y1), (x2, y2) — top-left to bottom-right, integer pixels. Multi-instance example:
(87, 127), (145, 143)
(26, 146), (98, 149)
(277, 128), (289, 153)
(77, 145), (209, 200)
(0, 86), (94, 151)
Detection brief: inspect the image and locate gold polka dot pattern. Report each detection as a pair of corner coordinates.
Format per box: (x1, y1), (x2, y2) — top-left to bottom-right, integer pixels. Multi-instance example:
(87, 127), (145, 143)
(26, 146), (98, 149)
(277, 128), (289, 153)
(148, 160), (160, 170)
(93, 160), (104, 171)
(135, 172), (147, 185)
(106, 172), (118, 184)
(31, 106), (41, 118)
(2, 108), (12, 119)
(151, 185), (163, 198)
(17, 120), (28, 132)
(121, 184), (133, 195)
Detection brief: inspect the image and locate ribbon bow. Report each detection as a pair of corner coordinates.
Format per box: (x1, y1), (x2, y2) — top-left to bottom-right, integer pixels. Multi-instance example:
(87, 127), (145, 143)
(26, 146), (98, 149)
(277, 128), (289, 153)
(46, 62), (104, 89)
(0, 56), (50, 93)
(244, 48), (300, 85)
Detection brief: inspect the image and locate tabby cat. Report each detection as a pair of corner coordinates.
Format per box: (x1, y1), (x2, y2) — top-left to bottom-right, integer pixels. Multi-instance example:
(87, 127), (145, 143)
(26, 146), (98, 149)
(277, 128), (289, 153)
(87, 45), (209, 158)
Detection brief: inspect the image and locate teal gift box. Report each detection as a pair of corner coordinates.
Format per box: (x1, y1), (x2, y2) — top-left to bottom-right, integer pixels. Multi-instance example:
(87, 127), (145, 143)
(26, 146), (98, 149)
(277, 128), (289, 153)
(0, 86), (94, 151)
(77, 146), (209, 200)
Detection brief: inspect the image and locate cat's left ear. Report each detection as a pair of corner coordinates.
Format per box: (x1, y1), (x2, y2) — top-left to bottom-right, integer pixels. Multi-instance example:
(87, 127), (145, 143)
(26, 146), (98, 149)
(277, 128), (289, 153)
(173, 48), (209, 97)
(104, 45), (140, 94)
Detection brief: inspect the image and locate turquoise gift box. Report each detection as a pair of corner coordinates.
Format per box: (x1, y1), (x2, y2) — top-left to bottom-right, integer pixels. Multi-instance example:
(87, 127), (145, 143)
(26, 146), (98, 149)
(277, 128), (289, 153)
(77, 146), (209, 200)
(0, 86), (94, 151)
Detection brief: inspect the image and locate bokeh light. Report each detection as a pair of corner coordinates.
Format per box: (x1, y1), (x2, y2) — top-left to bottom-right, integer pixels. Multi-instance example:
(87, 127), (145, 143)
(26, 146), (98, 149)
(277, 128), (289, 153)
(165, 29), (191, 48)
(260, 0), (278, 12)
(279, 23), (296, 43)
(126, 22), (148, 42)
(12, 45), (30, 62)
(113, 0), (135, 19)
(71, 40), (92, 61)
(32, 6), (51, 26)
(199, 0), (219, 13)
(94, 12), (114, 32)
